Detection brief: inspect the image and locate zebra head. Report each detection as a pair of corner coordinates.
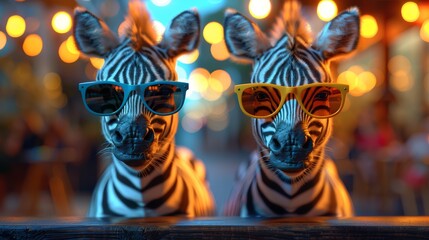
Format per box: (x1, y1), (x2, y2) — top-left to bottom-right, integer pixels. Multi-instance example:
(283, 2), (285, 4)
(225, 2), (359, 180)
(74, 1), (199, 171)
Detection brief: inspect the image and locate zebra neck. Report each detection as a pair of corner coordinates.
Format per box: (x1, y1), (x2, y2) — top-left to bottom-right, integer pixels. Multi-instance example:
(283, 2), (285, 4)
(111, 143), (176, 190)
(257, 148), (326, 197)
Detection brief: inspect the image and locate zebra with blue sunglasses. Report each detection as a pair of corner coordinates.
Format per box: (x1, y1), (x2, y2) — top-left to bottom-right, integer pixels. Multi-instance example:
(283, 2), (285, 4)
(75, 0), (215, 217)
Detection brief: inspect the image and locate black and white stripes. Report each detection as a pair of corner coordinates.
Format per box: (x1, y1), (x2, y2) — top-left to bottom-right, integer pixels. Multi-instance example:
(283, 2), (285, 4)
(74, 1), (214, 217)
(224, 1), (359, 217)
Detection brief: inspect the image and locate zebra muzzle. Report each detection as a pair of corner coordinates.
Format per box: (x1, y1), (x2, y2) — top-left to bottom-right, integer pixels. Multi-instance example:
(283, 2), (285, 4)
(112, 123), (156, 162)
(268, 124), (313, 171)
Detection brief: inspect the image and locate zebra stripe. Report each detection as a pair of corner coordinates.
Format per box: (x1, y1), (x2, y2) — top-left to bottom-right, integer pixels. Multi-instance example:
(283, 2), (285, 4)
(224, 1), (359, 217)
(74, 1), (215, 217)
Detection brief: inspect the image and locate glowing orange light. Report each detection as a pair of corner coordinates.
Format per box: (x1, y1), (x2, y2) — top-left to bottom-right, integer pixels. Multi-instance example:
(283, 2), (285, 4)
(210, 69), (232, 91)
(0, 31), (7, 50)
(420, 20), (429, 42)
(23, 34), (43, 57)
(317, 0), (338, 22)
(203, 22), (223, 44)
(178, 49), (199, 64)
(211, 40), (230, 61)
(59, 40), (79, 63)
(52, 11), (72, 34)
(90, 57), (105, 69)
(402, 2), (420, 23)
(66, 36), (79, 54)
(249, 0), (271, 19)
(6, 15), (26, 38)
(360, 15), (378, 38)
(189, 68), (210, 93)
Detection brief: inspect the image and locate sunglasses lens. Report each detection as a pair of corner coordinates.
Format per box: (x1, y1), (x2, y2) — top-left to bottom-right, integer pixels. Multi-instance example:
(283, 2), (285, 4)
(240, 85), (281, 117)
(85, 84), (124, 115)
(144, 84), (185, 114)
(301, 86), (343, 117)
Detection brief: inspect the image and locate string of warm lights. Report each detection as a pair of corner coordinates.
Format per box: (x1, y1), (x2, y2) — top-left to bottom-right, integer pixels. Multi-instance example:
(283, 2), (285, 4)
(0, 0), (427, 132)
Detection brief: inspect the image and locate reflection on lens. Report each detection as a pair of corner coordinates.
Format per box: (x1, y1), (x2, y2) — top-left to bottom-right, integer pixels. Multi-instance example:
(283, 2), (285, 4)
(85, 84), (124, 114)
(241, 86), (281, 117)
(301, 86), (342, 117)
(144, 84), (184, 114)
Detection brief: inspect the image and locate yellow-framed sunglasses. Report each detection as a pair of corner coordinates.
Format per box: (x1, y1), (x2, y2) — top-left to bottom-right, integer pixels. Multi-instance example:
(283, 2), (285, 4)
(234, 83), (349, 119)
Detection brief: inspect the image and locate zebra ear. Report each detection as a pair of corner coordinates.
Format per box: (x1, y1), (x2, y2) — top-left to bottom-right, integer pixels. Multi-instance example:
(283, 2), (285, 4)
(313, 7), (360, 60)
(224, 9), (271, 63)
(73, 7), (119, 58)
(159, 9), (200, 58)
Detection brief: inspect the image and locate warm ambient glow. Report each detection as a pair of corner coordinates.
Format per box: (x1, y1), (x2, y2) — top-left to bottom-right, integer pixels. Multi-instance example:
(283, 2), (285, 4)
(152, 20), (165, 43)
(420, 20), (429, 42)
(337, 67), (377, 97)
(360, 15), (378, 38)
(52, 11), (72, 34)
(401, 1), (420, 23)
(59, 39), (79, 63)
(210, 40), (230, 61)
(249, 0), (271, 19)
(23, 34), (43, 57)
(6, 15), (26, 38)
(0, 31), (7, 50)
(90, 57), (105, 69)
(317, 0), (338, 22)
(178, 49), (199, 64)
(203, 22), (224, 44)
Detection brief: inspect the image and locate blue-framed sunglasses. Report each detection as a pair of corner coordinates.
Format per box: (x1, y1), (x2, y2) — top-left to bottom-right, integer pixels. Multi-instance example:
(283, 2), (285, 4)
(78, 81), (189, 116)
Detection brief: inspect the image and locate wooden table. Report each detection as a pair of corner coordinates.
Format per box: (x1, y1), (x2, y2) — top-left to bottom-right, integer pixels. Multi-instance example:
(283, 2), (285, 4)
(1, 217), (429, 239)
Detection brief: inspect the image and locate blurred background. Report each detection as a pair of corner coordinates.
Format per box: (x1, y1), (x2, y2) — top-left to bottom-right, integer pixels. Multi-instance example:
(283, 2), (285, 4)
(1, 0), (429, 217)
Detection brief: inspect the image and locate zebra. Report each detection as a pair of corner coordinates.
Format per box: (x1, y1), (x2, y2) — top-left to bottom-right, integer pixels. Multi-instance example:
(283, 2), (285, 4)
(223, 1), (360, 217)
(73, 1), (215, 217)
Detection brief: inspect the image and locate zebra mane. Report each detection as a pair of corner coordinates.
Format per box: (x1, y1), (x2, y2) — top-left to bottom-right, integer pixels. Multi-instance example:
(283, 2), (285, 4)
(269, 0), (313, 48)
(119, 0), (158, 50)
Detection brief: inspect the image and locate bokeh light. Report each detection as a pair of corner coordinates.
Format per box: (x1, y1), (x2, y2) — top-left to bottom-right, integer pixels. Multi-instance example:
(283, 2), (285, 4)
(420, 19), (429, 42)
(388, 55), (411, 74)
(59, 39), (79, 63)
(181, 112), (205, 133)
(90, 57), (105, 69)
(210, 69), (232, 91)
(6, 15), (26, 38)
(249, 0), (271, 19)
(211, 40), (230, 61)
(178, 49), (199, 64)
(189, 68), (210, 94)
(203, 21), (224, 44)
(66, 36), (79, 54)
(0, 31), (7, 50)
(52, 11), (72, 34)
(152, 20), (165, 43)
(23, 34), (43, 57)
(151, 0), (171, 7)
(401, 1), (420, 23)
(43, 72), (62, 91)
(317, 0), (338, 22)
(391, 70), (414, 92)
(337, 66), (377, 97)
(361, 15), (378, 38)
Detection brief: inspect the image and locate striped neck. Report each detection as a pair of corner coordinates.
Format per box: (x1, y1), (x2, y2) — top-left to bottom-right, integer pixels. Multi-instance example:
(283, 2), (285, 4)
(257, 147), (326, 196)
(111, 143), (176, 190)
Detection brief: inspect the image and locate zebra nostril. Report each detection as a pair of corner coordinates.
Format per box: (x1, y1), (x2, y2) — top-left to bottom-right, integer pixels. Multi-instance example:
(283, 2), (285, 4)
(303, 135), (313, 151)
(269, 136), (282, 153)
(112, 131), (124, 145)
(144, 128), (155, 142)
